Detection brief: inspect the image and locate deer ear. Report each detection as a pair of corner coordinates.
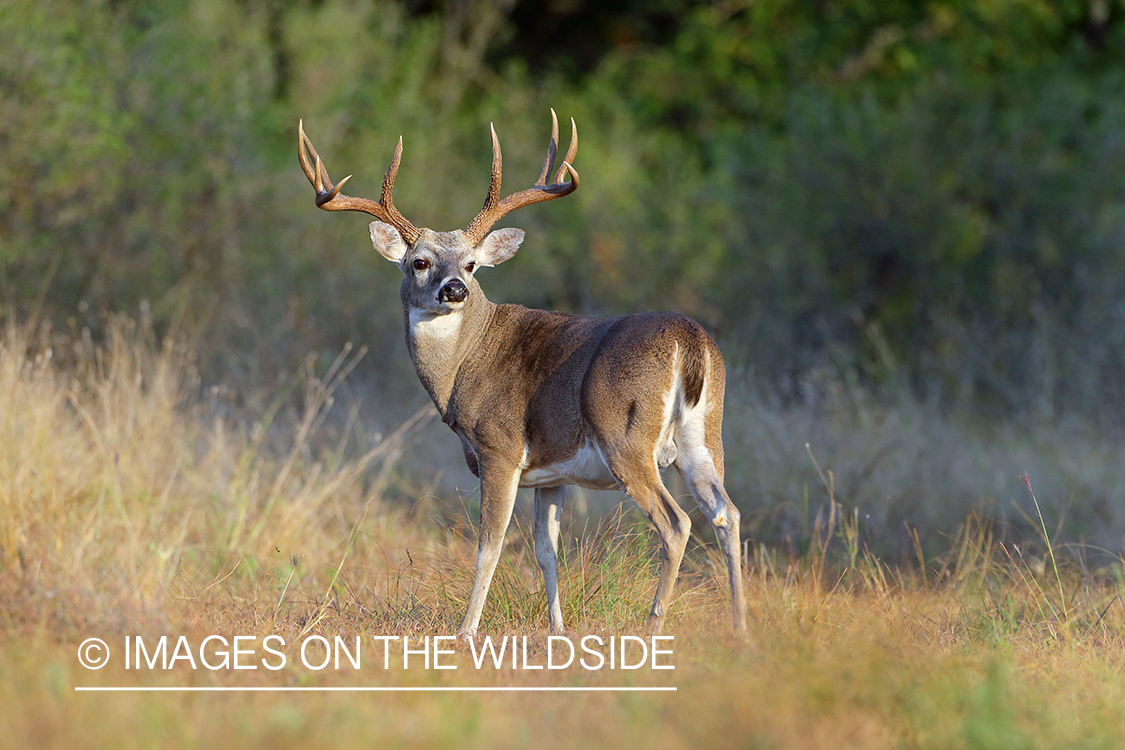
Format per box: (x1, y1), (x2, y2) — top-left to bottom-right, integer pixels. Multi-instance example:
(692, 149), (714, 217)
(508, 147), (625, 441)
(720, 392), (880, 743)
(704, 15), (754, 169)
(475, 228), (525, 267)
(370, 221), (408, 264)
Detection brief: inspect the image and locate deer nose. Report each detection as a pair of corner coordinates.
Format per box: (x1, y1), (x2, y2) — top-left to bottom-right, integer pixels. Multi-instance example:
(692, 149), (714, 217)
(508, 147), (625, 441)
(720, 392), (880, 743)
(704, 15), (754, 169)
(438, 278), (468, 303)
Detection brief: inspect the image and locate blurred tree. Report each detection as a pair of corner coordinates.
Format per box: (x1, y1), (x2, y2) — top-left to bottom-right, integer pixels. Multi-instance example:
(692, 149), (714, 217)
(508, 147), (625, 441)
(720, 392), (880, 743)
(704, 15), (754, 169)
(2, 0), (1125, 419)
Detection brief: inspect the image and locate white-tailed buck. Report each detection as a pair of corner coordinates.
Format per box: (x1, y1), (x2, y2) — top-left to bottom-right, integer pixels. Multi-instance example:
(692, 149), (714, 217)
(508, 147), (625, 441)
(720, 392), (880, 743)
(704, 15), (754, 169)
(298, 111), (746, 636)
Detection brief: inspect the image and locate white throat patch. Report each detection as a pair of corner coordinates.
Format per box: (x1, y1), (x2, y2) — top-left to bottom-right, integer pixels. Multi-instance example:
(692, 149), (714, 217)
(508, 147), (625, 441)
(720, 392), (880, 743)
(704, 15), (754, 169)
(409, 307), (463, 346)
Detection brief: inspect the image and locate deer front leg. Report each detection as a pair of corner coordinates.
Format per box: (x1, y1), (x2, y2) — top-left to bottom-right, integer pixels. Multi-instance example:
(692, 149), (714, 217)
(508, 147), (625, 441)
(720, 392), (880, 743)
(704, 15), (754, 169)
(534, 486), (566, 634)
(457, 459), (522, 639)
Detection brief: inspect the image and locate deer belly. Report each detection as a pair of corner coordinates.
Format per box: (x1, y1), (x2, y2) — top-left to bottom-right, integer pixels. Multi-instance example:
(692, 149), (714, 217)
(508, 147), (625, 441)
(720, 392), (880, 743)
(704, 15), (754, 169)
(519, 440), (619, 490)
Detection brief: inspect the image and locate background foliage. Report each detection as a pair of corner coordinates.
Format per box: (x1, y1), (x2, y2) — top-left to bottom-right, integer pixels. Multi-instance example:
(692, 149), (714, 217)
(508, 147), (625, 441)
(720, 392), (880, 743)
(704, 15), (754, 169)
(3, 0), (1125, 544)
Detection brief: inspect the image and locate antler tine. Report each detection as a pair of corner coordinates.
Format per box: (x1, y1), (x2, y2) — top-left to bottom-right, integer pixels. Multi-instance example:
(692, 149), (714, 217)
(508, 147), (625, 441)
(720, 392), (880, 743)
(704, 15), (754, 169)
(298, 120), (325, 192)
(552, 117), (578, 185)
(535, 109), (560, 186)
(483, 123), (503, 212)
(374, 136), (420, 241)
(381, 137), (403, 206)
(296, 121), (420, 243)
(298, 120), (314, 181)
(559, 161), (579, 190)
(462, 111), (580, 246)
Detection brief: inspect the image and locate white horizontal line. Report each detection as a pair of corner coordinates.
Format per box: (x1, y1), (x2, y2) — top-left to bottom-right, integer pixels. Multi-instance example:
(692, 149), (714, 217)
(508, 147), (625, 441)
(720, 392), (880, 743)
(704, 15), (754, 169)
(75, 686), (676, 693)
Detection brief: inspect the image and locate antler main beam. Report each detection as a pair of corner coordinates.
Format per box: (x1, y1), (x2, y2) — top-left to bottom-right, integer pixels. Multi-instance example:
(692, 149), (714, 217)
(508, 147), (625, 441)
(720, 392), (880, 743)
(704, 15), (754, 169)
(463, 109), (579, 246)
(297, 120), (421, 244)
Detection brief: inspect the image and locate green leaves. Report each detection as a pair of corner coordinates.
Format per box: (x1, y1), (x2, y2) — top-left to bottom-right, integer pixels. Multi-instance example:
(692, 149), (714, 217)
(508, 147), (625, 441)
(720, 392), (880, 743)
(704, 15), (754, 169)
(4, 0), (1125, 414)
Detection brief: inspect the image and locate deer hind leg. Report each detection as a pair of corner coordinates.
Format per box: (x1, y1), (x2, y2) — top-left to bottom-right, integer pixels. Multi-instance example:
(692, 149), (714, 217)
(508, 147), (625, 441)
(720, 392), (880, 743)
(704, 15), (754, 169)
(678, 460), (747, 633)
(458, 460), (522, 639)
(674, 398), (748, 633)
(534, 486), (566, 634)
(603, 449), (691, 635)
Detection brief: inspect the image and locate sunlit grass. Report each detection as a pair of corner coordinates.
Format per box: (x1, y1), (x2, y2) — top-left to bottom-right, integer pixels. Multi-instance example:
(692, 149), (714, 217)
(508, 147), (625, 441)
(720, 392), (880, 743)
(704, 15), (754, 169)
(2, 313), (1125, 749)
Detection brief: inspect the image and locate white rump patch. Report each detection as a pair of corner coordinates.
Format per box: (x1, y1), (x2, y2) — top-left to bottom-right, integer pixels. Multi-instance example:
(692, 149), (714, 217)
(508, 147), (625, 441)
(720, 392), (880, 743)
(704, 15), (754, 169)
(669, 347), (730, 527)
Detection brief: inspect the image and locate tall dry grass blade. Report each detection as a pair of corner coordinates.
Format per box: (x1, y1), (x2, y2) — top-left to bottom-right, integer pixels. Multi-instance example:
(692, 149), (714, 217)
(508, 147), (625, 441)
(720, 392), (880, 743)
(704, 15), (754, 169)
(1021, 473), (1068, 622)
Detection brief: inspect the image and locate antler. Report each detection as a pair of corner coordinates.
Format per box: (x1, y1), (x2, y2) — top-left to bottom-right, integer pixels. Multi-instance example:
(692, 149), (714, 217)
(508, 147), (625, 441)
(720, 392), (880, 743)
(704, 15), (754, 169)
(463, 109), (579, 246)
(297, 120), (421, 244)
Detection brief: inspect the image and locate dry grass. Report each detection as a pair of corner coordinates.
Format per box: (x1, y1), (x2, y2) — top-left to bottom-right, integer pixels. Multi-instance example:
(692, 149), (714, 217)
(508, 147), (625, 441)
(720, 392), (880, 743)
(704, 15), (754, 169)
(2, 313), (1125, 749)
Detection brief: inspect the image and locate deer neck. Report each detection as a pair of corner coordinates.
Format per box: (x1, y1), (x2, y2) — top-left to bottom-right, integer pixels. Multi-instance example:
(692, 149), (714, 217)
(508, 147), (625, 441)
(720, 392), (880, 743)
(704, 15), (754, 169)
(403, 287), (494, 420)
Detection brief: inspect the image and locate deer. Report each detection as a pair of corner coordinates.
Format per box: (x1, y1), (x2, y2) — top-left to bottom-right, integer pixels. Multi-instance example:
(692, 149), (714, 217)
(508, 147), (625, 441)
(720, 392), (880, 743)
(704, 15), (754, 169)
(297, 111), (746, 638)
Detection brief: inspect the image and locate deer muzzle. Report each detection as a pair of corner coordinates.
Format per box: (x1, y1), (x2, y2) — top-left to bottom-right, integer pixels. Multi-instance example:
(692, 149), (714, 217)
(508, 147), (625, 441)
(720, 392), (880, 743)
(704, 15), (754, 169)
(438, 278), (469, 304)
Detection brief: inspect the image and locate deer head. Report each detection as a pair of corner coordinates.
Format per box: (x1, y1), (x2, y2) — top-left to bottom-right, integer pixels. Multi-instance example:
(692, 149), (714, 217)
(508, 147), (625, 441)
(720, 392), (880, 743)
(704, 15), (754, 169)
(297, 111), (578, 316)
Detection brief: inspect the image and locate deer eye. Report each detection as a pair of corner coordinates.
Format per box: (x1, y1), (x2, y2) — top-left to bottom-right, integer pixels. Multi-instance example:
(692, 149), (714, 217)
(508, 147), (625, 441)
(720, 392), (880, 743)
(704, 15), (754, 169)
(465, 261), (476, 273)
(412, 258), (430, 271)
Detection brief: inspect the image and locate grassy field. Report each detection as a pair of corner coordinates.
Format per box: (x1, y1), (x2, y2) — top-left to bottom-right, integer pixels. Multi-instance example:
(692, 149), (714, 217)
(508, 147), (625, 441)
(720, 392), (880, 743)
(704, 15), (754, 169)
(2, 315), (1125, 749)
